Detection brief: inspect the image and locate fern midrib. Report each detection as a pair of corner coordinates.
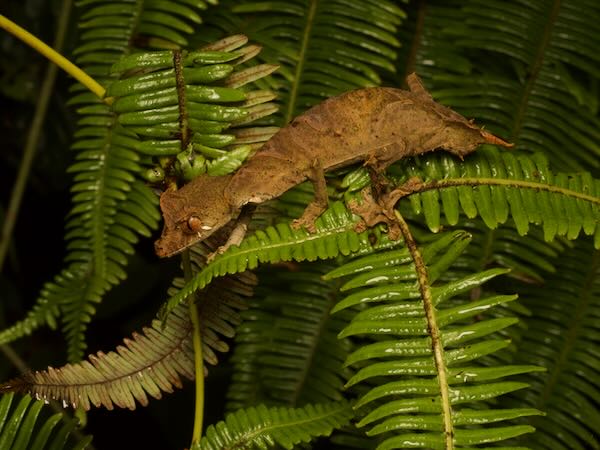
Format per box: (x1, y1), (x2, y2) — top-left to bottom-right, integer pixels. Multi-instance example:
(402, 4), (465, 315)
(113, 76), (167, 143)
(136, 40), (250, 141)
(284, 0), (318, 124)
(510, 0), (562, 143)
(535, 249), (599, 409)
(394, 211), (454, 449)
(401, 177), (600, 206)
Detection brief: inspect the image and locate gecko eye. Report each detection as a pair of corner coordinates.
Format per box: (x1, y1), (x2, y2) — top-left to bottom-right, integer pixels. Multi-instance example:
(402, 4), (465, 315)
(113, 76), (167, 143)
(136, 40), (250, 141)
(186, 216), (203, 233)
(185, 216), (213, 234)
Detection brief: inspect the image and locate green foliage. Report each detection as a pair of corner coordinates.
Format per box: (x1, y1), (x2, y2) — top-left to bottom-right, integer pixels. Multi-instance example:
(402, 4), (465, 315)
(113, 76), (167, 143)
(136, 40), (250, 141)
(195, 401), (353, 450)
(0, 393), (91, 449)
(501, 239), (600, 449)
(160, 201), (403, 317)
(1, 0), (600, 448)
(202, 0), (406, 124)
(326, 232), (544, 448)
(226, 263), (353, 410)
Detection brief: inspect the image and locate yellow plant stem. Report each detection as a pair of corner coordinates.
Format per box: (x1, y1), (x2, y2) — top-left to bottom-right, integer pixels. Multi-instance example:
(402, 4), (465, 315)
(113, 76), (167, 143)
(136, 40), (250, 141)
(182, 250), (205, 446)
(0, 14), (107, 100)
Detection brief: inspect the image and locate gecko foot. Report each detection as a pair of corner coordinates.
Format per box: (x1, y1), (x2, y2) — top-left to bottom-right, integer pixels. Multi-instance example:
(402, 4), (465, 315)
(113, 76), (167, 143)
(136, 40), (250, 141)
(291, 202), (327, 233)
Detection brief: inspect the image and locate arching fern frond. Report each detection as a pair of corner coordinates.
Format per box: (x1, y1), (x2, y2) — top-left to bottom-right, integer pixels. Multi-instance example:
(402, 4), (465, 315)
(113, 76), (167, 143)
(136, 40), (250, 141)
(226, 263), (352, 411)
(195, 401), (353, 450)
(0, 393), (92, 449)
(160, 201), (403, 318)
(326, 230), (544, 448)
(0, 0), (149, 361)
(1, 305), (195, 410)
(202, 0), (406, 124)
(500, 239), (600, 449)
(380, 147), (600, 246)
(0, 232), (257, 410)
(435, 0), (600, 172)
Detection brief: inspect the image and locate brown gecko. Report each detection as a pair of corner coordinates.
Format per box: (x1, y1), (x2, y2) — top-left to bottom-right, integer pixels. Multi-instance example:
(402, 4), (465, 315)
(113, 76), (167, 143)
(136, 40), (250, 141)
(155, 74), (512, 258)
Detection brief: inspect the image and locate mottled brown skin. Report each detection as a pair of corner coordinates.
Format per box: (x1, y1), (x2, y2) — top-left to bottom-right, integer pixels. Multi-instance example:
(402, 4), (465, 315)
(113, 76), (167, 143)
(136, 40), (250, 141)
(155, 74), (512, 258)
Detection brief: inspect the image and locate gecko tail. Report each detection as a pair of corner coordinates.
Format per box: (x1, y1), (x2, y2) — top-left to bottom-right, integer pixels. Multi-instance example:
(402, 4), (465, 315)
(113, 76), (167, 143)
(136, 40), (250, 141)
(481, 130), (514, 148)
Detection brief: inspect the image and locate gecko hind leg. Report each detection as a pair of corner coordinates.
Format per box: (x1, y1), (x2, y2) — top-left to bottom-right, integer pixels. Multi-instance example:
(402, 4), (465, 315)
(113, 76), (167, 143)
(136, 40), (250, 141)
(292, 159), (329, 233)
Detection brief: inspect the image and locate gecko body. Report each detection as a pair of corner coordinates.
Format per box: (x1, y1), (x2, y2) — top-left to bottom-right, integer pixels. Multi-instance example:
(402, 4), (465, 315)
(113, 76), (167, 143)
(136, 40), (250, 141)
(155, 74), (511, 257)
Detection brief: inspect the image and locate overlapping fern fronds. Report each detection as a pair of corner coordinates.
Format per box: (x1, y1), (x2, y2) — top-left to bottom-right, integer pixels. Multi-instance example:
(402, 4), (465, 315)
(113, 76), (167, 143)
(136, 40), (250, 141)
(226, 263), (353, 411)
(499, 239), (600, 449)
(160, 201), (403, 317)
(0, 393), (91, 449)
(201, 0), (406, 125)
(0, 1), (280, 362)
(326, 230), (544, 448)
(412, 0), (600, 173)
(0, 0), (210, 361)
(195, 401), (353, 450)
(0, 238), (256, 410)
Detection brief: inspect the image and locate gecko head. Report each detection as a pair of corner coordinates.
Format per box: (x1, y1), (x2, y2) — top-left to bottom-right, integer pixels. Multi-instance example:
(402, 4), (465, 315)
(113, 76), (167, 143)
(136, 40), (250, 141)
(154, 174), (238, 258)
(440, 121), (514, 159)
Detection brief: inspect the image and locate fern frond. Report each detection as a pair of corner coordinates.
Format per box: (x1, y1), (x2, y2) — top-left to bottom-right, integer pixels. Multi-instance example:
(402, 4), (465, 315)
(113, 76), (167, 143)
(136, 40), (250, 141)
(203, 0), (406, 124)
(500, 239), (600, 449)
(160, 201), (404, 318)
(0, 240), (256, 410)
(326, 230), (544, 448)
(0, 393), (92, 449)
(226, 263), (352, 411)
(2, 305), (194, 410)
(0, 5), (272, 361)
(107, 39), (279, 181)
(195, 401), (353, 450)
(379, 147), (600, 246)
(434, 0), (600, 172)
(0, 0), (148, 361)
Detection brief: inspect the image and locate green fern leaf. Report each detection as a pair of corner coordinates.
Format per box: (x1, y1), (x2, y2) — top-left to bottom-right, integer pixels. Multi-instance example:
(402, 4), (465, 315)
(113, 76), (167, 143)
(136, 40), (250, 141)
(195, 401), (353, 450)
(326, 231), (544, 448)
(374, 147), (600, 246)
(107, 39), (279, 180)
(226, 263), (353, 410)
(499, 239), (600, 449)
(0, 393), (91, 450)
(160, 201), (404, 318)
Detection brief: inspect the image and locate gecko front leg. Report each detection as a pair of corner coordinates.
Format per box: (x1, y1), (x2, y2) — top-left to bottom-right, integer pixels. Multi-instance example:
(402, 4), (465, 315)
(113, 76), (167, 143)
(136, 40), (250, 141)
(291, 158), (329, 233)
(207, 205), (256, 261)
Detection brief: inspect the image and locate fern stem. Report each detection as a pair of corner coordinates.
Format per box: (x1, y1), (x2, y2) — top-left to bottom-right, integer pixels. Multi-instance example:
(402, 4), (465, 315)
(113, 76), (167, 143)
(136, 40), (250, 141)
(0, 14), (107, 101)
(393, 210), (454, 449)
(0, 4), (74, 273)
(183, 250), (204, 444)
(400, 177), (600, 205)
